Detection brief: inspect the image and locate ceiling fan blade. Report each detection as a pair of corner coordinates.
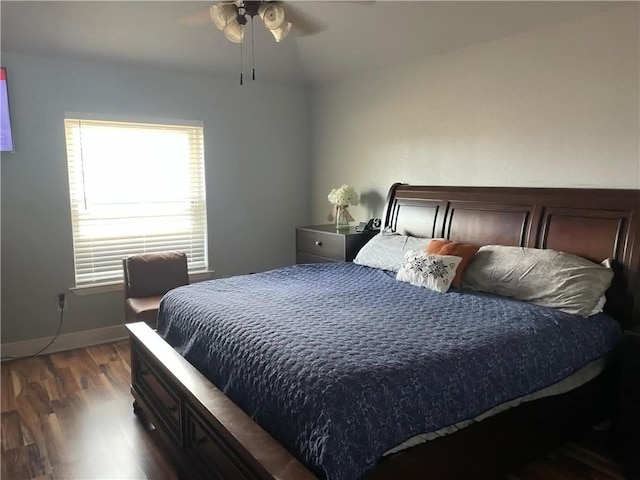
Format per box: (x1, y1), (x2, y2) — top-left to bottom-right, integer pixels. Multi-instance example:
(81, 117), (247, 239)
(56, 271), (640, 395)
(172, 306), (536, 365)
(283, 4), (327, 36)
(178, 7), (213, 26)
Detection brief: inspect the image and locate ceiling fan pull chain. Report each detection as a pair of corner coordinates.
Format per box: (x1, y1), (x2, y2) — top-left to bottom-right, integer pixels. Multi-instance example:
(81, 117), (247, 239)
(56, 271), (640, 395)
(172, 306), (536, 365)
(240, 34), (243, 85)
(251, 17), (256, 81)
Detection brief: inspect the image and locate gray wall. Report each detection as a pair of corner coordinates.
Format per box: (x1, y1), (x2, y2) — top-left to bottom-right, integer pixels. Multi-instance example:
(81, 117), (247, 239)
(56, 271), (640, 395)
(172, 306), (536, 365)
(1, 52), (311, 344)
(310, 6), (640, 223)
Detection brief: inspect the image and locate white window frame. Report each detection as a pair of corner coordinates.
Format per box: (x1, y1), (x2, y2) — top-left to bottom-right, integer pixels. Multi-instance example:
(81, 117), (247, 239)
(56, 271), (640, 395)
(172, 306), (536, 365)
(64, 114), (208, 290)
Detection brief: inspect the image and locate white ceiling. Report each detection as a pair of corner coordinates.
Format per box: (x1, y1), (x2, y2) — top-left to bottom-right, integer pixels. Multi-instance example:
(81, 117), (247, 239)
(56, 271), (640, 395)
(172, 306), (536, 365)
(0, 1), (625, 86)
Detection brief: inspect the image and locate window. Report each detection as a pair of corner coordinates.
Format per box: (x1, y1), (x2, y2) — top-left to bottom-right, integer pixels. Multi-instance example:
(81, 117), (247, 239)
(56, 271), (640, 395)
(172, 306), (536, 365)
(64, 116), (207, 287)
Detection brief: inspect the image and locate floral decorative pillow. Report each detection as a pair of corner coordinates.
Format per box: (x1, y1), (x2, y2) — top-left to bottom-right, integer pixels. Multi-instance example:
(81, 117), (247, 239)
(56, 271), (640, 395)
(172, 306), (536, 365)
(396, 250), (462, 293)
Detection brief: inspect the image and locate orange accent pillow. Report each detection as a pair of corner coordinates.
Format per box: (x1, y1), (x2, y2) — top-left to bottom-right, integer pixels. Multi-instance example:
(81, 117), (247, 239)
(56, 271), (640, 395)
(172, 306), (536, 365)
(425, 239), (480, 288)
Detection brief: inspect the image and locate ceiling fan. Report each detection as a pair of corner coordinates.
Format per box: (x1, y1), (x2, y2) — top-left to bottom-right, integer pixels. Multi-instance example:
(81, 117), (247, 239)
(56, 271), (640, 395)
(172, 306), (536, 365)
(212, 1), (290, 43)
(180, 1), (325, 84)
(181, 1), (326, 42)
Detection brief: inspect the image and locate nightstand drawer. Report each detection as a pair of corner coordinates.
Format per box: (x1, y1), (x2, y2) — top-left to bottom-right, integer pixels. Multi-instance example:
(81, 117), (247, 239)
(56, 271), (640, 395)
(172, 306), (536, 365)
(296, 228), (344, 260)
(295, 225), (377, 265)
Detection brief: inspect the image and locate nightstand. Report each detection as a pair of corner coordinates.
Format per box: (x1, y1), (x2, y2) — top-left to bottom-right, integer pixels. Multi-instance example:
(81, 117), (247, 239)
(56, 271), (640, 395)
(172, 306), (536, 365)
(617, 330), (640, 478)
(295, 225), (377, 264)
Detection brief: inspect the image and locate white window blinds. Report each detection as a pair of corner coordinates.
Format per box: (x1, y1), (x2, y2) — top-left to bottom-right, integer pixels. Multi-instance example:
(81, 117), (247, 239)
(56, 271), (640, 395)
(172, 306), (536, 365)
(64, 117), (208, 287)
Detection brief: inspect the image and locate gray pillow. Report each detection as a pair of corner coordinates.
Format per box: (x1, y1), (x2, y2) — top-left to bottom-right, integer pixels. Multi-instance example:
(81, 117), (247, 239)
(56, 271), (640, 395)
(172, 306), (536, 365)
(462, 245), (613, 317)
(354, 229), (434, 272)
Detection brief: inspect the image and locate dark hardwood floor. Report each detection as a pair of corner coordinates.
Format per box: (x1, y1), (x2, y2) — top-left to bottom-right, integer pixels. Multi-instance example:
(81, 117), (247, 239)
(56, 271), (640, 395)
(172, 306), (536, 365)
(1, 341), (177, 480)
(0, 341), (627, 480)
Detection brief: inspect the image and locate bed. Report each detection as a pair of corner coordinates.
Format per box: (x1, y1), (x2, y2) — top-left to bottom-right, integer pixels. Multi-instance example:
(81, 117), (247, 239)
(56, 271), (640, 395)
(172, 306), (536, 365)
(126, 184), (640, 480)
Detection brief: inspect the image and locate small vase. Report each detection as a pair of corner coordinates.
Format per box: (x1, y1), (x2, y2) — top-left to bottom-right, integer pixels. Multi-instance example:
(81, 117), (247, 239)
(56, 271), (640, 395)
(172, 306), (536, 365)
(336, 205), (350, 230)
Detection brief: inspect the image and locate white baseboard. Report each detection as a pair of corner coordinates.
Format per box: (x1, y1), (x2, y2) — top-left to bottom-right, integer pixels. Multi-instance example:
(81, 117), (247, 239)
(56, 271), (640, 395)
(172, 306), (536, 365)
(1, 324), (128, 360)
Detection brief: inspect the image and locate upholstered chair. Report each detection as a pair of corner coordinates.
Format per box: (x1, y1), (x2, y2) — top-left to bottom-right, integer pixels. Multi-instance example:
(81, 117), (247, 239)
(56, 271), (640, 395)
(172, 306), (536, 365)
(122, 251), (189, 327)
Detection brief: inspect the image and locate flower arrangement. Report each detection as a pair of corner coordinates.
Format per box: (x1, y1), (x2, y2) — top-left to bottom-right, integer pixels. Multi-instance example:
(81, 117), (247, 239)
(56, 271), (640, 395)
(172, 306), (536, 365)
(327, 184), (358, 229)
(328, 184), (359, 207)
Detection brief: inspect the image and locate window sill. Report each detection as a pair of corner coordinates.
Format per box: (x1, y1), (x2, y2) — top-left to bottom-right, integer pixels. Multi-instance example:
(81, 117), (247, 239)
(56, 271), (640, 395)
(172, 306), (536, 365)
(70, 270), (216, 296)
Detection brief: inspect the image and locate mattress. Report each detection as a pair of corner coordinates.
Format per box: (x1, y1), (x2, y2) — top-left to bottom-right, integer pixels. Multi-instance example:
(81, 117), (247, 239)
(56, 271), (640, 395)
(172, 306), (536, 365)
(157, 262), (622, 480)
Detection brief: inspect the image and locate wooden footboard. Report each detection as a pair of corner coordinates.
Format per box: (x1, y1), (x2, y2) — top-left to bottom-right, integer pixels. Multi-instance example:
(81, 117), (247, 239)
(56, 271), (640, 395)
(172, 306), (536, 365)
(126, 322), (316, 480)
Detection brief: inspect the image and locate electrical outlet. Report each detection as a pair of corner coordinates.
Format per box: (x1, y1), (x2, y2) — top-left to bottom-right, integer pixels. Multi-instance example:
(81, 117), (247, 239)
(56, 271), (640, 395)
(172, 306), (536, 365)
(57, 293), (67, 312)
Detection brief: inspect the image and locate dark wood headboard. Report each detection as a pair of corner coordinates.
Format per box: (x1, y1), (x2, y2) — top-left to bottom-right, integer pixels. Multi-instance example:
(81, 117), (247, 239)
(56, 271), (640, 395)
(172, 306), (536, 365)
(382, 184), (640, 330)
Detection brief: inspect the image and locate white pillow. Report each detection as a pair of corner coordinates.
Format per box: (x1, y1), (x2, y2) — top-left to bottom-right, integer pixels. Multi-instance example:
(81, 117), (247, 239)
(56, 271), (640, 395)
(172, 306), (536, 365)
(589, 295), (607, 316)
(354, 229), (434, 272)
(396, 250), (462, 293)
(588, 259), (612, 316)
(462, 246), (613, 317)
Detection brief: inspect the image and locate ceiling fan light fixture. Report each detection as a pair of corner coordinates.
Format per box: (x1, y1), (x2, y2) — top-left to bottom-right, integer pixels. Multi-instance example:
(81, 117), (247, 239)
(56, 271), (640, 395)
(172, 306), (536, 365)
(223, 18), (245, 43)
(210, 3), (237, 31)
(260, 4), (286, 30)
(269, 21), (292, 43)
(257, 3), (269, 20)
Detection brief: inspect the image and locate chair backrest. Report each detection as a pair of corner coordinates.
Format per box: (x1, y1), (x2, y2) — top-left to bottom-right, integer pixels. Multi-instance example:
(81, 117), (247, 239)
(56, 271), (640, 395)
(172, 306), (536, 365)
(123, 251), (189, 299)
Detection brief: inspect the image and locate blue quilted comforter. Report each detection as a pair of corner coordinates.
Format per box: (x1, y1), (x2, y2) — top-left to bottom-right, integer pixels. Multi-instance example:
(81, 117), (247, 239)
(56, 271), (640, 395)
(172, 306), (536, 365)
(157, 262), (622, 480)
